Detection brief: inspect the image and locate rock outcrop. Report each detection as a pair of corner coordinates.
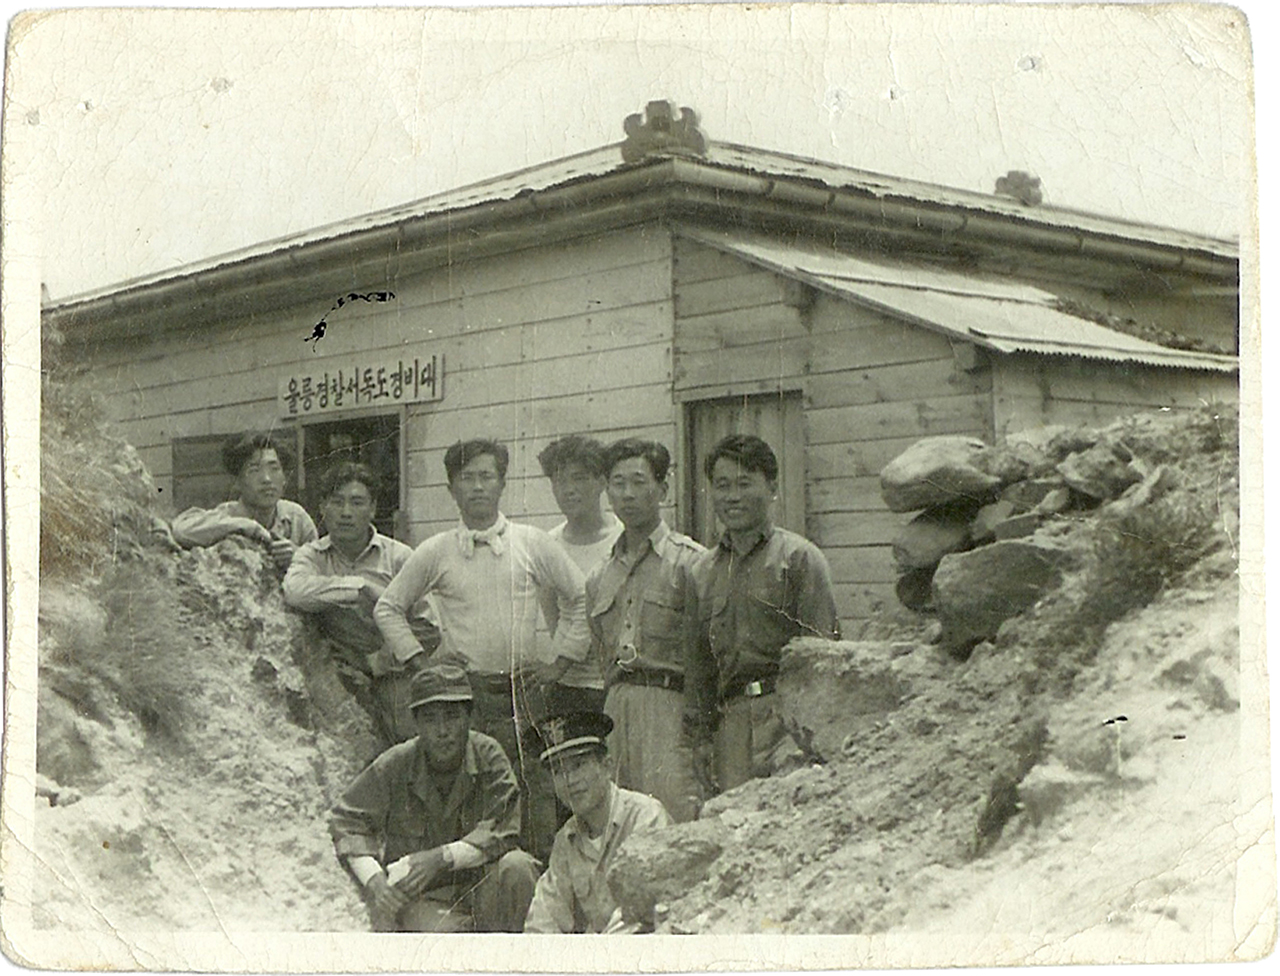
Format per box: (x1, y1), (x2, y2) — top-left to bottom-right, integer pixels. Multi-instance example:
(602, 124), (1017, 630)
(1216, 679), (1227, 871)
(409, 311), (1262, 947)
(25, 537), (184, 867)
(932, 540), (1074, 652)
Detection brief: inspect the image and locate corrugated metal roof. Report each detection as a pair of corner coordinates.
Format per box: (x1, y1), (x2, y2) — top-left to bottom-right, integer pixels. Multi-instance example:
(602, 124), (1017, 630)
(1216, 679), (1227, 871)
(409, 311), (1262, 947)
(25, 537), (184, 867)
(684, 227), (1237, 374)
(707, 143), (1238, 259)
(51, 145), (629, 307)
(49, 140), (1236, 310)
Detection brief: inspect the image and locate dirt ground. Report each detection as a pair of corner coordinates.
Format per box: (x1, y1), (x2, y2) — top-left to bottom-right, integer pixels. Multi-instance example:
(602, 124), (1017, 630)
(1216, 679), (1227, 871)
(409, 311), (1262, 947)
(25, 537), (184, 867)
(36, 545), (369, 932)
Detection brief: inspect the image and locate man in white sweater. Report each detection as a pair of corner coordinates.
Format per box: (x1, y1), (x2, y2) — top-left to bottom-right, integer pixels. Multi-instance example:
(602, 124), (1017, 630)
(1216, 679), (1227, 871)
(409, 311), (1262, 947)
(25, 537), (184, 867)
(374, 438), (589, 861)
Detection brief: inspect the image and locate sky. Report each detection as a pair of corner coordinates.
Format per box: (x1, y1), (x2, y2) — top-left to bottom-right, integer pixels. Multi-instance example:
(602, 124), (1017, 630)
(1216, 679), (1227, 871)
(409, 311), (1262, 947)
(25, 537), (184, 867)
(2, 1), (1256, 301)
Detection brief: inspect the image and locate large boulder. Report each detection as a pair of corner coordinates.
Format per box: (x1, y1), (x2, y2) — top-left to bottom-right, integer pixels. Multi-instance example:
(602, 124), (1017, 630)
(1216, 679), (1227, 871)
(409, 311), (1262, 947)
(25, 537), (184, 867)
(776, 638), (917, 762)
(892, 504), (973, 570)
(1000, 477), (1068, 514)
(932, 540), (1074, 651)
(1056, 442), (1142, 501)
(607, 819), (727, 927)
(880, 436), (1002, 513)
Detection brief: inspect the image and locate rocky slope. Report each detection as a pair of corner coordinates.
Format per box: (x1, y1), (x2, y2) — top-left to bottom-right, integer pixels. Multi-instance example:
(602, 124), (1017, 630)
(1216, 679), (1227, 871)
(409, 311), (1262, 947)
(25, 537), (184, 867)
(34, 376), (376, 933)
(607, 406), (1252, 951)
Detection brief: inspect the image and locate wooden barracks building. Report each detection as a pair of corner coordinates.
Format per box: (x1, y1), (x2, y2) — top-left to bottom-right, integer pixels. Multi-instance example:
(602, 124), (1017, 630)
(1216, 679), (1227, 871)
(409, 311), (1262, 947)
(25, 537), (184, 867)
(44, 101), (1239, 626)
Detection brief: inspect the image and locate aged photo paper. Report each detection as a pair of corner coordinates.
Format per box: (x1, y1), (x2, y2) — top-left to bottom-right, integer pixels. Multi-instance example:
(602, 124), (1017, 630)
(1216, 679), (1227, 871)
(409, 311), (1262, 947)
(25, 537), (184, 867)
(1, 1), (1273, 972)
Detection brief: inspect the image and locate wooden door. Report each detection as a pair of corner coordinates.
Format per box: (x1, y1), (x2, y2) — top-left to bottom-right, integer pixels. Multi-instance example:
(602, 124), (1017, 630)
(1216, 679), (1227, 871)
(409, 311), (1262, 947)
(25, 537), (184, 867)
(684, 392), (805, 546)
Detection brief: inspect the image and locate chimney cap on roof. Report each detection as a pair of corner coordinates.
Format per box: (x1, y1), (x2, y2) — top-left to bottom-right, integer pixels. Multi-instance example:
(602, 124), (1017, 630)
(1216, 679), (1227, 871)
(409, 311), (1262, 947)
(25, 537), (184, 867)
(621, 100), (707, 163)
(994, 170), (1044, 206)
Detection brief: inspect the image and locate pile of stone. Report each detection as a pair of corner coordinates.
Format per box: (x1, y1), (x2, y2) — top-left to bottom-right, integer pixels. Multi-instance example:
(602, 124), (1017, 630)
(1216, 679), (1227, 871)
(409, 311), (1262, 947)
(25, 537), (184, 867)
(880, 425), (1177, 653)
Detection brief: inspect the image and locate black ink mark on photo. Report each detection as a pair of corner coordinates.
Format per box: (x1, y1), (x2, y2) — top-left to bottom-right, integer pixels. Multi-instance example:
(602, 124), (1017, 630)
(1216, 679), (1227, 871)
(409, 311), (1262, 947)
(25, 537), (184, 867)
(306, 291), (396, 349)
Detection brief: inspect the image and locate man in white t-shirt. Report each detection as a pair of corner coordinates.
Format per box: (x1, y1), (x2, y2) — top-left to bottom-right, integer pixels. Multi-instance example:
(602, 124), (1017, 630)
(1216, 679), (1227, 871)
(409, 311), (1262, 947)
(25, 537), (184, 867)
(537, 435), (622, 714)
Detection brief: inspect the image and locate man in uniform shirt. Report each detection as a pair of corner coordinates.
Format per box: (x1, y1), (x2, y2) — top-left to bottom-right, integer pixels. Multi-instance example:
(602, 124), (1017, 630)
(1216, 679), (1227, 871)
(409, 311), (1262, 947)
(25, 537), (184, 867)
(586, 439), (704, 822)
(283, 462), (439, 748)
(329, 659), (539, 932)
(171, 431), (318, 570)
(537, 435), (622, 715)
(685, 434), (840, 793)
(523, 711), (671, 934)
(374, 438), (589, 861)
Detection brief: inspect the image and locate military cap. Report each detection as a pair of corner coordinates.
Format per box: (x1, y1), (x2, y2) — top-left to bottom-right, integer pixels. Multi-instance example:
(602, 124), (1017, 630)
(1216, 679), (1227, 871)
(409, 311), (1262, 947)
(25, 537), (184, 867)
(407, 660), (473, 711)
(530, 710), (614, 764)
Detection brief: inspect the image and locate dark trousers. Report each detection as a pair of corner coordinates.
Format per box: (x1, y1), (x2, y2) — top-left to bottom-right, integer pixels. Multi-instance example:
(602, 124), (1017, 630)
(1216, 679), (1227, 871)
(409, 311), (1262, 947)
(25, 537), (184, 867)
(379, 850), (541, 933)
(468, 678), (559, 863)
(543, 682), (607, 716)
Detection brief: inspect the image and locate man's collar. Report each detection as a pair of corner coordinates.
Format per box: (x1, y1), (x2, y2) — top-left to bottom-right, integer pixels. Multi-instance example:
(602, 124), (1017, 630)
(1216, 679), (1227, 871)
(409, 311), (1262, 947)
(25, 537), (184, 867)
(718, 522), (773, 556)
(411, 733), (478, 800)
(316, 529), (384, 558)
(612, 519), (669, 560)
(456, 512), (509, 556)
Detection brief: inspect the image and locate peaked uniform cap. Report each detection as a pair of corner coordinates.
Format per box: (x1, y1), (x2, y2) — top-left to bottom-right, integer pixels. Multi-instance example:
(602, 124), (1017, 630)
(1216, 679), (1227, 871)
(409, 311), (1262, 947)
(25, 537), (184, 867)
(407, 661), (473, 711)
(531, 710), (614, 764)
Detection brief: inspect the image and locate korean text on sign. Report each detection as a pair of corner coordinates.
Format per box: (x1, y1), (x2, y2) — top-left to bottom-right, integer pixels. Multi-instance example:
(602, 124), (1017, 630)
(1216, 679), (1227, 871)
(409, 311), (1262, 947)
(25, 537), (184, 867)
(279, 356), (444, 416)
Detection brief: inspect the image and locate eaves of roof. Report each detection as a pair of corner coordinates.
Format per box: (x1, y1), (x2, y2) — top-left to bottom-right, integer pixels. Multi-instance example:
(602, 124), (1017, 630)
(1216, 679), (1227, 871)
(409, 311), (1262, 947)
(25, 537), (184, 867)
(683, 226), (1237, 375)
(45, 141), (1239, 331)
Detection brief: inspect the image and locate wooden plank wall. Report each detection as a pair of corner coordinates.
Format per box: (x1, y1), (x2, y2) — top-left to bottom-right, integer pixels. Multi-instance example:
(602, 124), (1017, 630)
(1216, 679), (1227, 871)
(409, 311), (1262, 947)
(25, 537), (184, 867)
(82, 227), (677, 542)
(805, 292), (994, 623)
(672, 238), (995, 627)
(672, 240), (809, 540)
(672, 242), (808, 395)
(992, 356), (1239, 436)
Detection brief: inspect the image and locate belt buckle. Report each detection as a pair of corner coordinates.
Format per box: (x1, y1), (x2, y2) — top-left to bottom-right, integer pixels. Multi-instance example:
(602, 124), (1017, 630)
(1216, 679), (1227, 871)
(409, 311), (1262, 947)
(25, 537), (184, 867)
(616, 643), (639, 672)
(744, 680), (764, 698)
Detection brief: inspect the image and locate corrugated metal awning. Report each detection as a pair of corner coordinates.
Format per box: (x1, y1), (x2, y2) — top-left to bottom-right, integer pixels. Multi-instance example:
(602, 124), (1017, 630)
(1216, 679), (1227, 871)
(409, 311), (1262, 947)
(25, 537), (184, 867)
(682, 227), (1237, 374)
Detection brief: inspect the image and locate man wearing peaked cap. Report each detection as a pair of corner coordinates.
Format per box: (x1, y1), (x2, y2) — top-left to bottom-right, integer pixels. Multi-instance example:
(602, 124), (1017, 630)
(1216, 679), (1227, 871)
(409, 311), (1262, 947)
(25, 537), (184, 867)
(532, 710), (615, 763)
(523, 711), (673, 934)
(374, 437), (590, 862)
(329, 658), (540, 932)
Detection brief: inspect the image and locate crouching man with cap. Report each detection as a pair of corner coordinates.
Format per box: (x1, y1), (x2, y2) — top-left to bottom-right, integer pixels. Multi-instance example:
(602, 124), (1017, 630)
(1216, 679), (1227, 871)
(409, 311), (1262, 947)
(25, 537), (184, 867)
(523, 712), (672, 933)
(329, 660), (540, 932)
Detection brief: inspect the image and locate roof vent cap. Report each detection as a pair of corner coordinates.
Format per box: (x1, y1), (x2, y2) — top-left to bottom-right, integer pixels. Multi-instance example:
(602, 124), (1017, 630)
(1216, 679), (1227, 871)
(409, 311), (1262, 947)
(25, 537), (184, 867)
(994, 170), (1044, 206)
(621, 100), (707, 163)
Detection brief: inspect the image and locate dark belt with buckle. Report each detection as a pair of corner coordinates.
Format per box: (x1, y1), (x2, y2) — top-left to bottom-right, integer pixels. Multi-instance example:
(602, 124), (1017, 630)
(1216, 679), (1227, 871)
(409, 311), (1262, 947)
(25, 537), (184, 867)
(722, 674), (778, 701)
(468, 671), (515, 693)
(616, 668), (684, 693)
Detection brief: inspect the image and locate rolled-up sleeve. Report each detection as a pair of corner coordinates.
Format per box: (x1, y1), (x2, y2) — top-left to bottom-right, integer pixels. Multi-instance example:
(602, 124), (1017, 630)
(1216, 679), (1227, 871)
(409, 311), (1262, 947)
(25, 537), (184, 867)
(282, 545), (364, 611)
(794, 545), (840, 641)
(329, 759), (392, 860)
(171, 505), (241, 548)
(375, 540), (443, 664)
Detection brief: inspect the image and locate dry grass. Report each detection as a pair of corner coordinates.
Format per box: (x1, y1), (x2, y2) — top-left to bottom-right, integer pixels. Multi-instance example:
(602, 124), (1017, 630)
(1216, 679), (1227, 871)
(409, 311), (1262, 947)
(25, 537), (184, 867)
(92, 565), (195, 741)
(994, 412), (1237, 696)
(1082, 485), (1224, 628)
(40, 372), (157, 577)
(41, 364), (193, 739)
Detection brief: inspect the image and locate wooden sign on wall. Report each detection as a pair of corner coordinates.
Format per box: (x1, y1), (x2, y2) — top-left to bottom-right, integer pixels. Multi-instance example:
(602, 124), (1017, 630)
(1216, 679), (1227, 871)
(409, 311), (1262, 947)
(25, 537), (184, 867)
(278, 354), (444, 416)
